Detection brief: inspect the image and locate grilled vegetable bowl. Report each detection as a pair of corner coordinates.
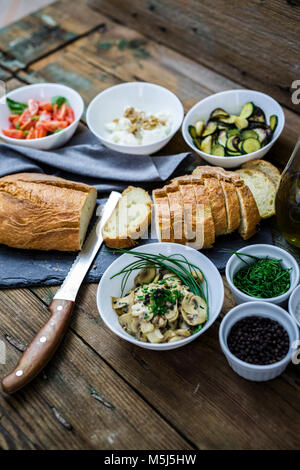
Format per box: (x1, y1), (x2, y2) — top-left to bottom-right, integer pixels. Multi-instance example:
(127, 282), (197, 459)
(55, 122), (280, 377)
(182, 90), (284, 169)
(97, 243), (224, 350)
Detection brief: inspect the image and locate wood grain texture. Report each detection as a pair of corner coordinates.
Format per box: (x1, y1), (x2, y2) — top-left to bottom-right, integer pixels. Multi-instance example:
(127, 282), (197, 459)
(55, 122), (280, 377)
(31, 282), (300, 450)
(0, 0), (106, 71)
(0, 288), (190, 449)
(88, 0), (300, 114)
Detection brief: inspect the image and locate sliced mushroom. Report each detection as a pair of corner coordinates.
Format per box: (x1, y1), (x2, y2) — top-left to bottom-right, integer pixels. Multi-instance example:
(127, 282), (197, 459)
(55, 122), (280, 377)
(163, 330), (176, 341)
(140, 321), (154, 334)
(131, 301), (149, 318)
(119, 313), (133, 333)
(152, 315), (167, 329)
(191, 269), (204, 283)
(168, 335), (181, 343)
(165, 302), (179, 322)
(175, 329), (190, 338)
(112, 292), (134, 313)
(181, 293), (207, 326)
(146, 328), (164, 343)
(134, 266), (156, 286)
(129, 316), (141, 334)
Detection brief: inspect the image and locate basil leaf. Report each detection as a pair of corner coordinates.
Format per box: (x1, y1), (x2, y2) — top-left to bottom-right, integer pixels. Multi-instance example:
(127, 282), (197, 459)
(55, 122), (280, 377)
(6, 97), (28, 115)
(15, 121), (21, 130)
(53, 129), (62, 134)
(51, 96), (69, 108)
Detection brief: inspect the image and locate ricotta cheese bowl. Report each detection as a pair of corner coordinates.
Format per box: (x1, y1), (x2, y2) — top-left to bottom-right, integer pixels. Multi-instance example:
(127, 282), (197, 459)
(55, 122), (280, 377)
(86, 82), (184, 155)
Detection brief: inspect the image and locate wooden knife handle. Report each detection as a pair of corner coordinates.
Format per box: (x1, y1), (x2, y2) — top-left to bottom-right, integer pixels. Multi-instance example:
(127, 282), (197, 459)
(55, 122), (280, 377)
(2, 299), (74, 394)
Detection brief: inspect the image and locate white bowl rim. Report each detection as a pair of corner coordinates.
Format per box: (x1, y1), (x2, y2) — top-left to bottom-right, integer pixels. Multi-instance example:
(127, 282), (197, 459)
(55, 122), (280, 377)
(97, 242), (224, 349)
(182, 88), (285, 161)
(86, 81), (184, 149)
(288, 284), (300, 328)
(0, 82), (84, 144)
(225, 244), (300, 303)
(219, 301), (299, 370)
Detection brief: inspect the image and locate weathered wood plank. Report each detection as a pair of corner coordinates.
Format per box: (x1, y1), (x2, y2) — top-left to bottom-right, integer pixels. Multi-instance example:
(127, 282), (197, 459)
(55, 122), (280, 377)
(0, 288), (190, 449)
(0, 0), (106, 71)
(0, 67), (11, 82)
(88, 0), (300, 114)
(18, 19), (300, 168)
(31, 282), (300, 450)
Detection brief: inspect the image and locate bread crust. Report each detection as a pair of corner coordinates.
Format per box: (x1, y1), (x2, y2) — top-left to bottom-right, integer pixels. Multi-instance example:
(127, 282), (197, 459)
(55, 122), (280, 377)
(220, 180), (241, 233)
(203, 178), (227, 236)
(0, 173), (97, 251)
(241, 159), (281, 187)
(152, 188), (172, 243)
(193, 183), (215, 249)
(192, 165), (242, 185)
(235, 183), (261, 240)
(165, 183), (185, 244)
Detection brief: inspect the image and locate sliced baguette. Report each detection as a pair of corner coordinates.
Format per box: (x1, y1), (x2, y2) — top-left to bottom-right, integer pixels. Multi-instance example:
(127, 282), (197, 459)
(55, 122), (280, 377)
(165, 183), (185, 244)
(235, 168), (276, 218)
(177, 181), (197, 243)
(235, 183), (261, 240)
(219, 180), (241, 233)
(193, 183), (215, 248)
(241, 159), (281, 188)
(203, 178), (227, 236)
(103, 186), (152, 248)
(192, 165), (242, 185)
(152, 188), (172, 242)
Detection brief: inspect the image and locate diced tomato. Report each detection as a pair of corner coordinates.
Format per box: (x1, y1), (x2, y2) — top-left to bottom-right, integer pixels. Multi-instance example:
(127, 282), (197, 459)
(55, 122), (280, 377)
(26, 128), (35, 139)
(38, 111), (52, 122)
(39, 101), (52, 112)
(20, 119), (35, 131)
(66, 106), (75, 124)
(18, 108), (32, 126)
(28, 99), (39, 116)
(2, 129), (24, 139)
(40, 120), (68, 132)
(9, 114), (19, 123)
(56, 103), (68, 121)
(36, 127), (47, 138)
(52, 103), (58, 120)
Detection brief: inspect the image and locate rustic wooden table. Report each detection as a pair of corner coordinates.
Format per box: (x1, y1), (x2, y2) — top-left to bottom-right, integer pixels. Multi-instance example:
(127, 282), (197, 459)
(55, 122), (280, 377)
(0, 0), (299, 450)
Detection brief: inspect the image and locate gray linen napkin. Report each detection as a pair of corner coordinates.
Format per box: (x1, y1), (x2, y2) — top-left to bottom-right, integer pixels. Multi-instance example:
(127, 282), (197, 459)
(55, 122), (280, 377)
(0, 130), (193, 192)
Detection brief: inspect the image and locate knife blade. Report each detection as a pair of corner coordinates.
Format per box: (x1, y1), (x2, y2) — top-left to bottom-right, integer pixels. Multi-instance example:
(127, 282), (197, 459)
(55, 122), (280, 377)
(2, 191), (121, 394)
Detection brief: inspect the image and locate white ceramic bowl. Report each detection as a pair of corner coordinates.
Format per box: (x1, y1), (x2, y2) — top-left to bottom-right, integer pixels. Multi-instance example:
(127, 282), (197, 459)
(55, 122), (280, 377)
(97, 242), (224, 350)
(182, 89), (285, 169)
(86, 82), (184, 155)
(288, 284), (300, 329)
(0, 83), (84, 150)
(225, 244), (300, 306)
(219, 301), (299, 381)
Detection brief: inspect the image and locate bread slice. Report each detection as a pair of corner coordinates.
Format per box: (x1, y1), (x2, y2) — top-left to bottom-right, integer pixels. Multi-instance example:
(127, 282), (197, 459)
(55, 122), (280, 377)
(103, 186), (152, 248)
(0, 173), (97, 251)
(235, 169), (276, 218)
(177, 181), (197, 243)
(193, 183), (215, 248)
(235, 183), (261, 240)
(219, 180), (241, 233)
(241, 159), (281, 188)
(192, 165), (242, 185)
(152, 188), (172, 242)
(203, 178), (227, 236)
(165, 183), (185, 244)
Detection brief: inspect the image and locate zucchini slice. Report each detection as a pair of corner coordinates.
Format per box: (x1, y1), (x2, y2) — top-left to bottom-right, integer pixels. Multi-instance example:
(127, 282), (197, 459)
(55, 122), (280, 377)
(240, 102), (254, 119)
(211, 144), (225, 156)
(195, 120), (205, 136)
(226, 135), (238, 152)
(232, 136), (241, 150)
(210, 108), (229, 119)
(248, 121), (267, 130)
(269, 115), (278, 132)
(200, 135), (212, 154)
(188, 125), (197, 139)
(241, 129), (258, 140)
(235, 116), (248, 129)
(227, 128), (240, 138)
(242, 137), (261, 154)
(193, 137), (202, 150)
(217, 130), (227, 147)
(227, 150), (242, 156)
(202, 121), (217, 137)
(249, 106), (266, 123)
(251, 127), (267, 145)
(265, 126), (273, 143)
(221, 114), (238, 124)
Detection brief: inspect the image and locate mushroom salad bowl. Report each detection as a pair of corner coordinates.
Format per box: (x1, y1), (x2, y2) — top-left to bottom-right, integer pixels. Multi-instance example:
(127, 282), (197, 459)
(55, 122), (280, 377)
(97, 243), (224, 351)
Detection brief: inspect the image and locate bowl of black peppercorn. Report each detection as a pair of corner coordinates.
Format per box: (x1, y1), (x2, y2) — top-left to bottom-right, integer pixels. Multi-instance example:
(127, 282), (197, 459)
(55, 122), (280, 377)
(219, 301), (299, 381)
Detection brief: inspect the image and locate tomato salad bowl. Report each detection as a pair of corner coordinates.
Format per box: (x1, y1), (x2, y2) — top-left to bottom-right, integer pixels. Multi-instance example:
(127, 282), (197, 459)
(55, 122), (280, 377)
(0, 83), (84, 150)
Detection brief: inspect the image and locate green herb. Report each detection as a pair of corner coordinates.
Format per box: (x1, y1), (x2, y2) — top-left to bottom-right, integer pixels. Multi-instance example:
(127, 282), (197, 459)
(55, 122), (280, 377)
(31, 116), (39, 121)
(23, 130), (29, 135)
(109, 249), (209, 322)
(6, 97), (28, 115)
(53, 129), (62, 134)
(51, 95), (69, 108)
(15, 121), (20, 130)
(221, 250), (291, 298)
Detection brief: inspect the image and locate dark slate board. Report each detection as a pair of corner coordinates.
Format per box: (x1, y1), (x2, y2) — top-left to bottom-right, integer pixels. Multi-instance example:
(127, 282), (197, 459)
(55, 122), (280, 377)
(0, 200), (273, 288)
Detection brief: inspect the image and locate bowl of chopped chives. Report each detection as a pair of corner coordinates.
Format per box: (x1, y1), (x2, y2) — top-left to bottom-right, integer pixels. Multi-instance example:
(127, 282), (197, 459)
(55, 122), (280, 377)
(225, 244), (300, 306)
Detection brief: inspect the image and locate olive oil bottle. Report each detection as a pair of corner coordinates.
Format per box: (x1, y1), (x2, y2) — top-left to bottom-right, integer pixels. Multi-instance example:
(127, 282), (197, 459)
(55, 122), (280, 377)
(275, 138), (300, 247)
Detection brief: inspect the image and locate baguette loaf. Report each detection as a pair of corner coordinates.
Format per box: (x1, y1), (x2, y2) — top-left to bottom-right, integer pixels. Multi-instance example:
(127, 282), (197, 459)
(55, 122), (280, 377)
(103, 186), (152, 248)
(241, 159), (281, 188)
(203, 178), (227, 236)
(219, 180), (241, 233)
(235, 183), (261, 240)
(152, 188), (172, 243)
(165, 183), (185, 244)
(0, 172), (97, 251)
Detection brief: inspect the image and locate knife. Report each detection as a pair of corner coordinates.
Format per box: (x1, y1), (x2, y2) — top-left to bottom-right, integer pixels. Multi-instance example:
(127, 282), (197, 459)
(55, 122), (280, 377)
(2, 191), (121, 394)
